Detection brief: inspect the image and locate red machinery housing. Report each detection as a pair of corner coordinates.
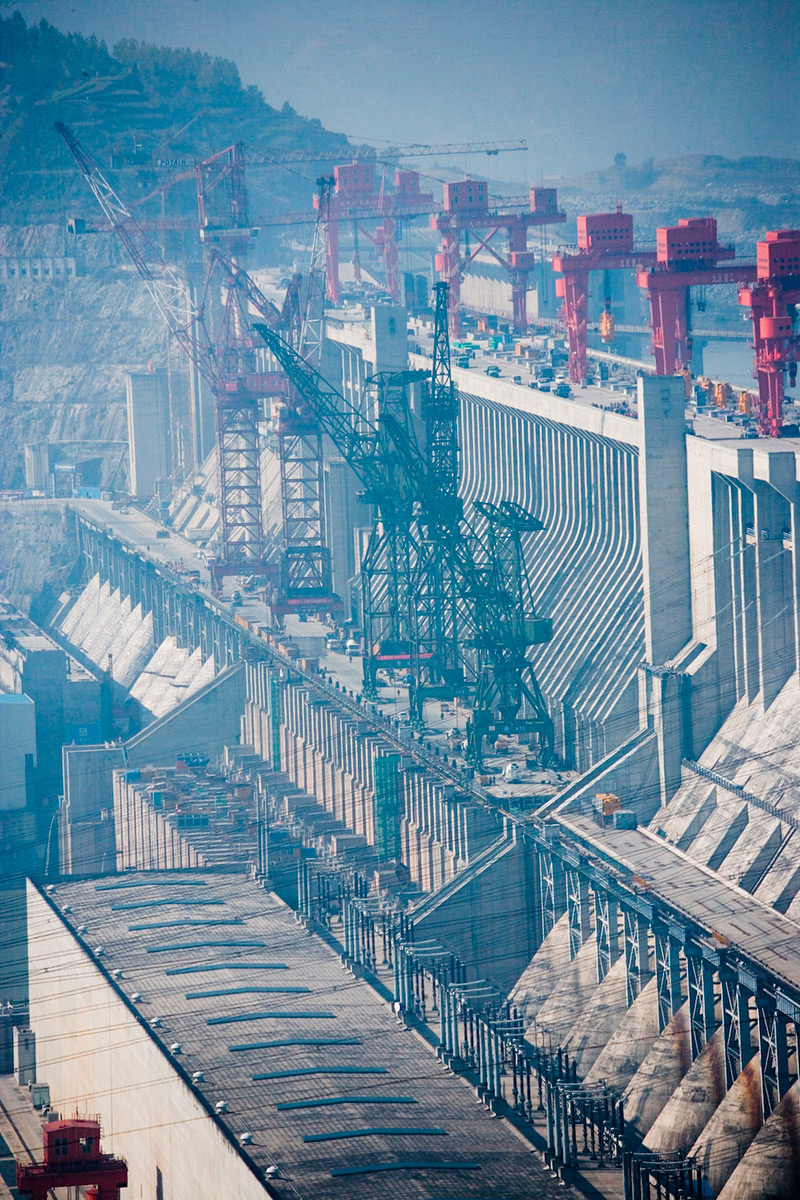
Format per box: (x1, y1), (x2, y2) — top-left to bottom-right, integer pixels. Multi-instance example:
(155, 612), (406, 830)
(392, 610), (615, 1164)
(17, 1119), (127, 1200)
(553, 210), (658, 383)
(739, 230), (800, 437)
(433, 183), (566, 335)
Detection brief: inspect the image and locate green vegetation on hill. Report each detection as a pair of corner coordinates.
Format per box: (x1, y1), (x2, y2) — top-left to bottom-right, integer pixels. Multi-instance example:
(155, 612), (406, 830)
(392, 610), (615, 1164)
(0, 10), (353, 226)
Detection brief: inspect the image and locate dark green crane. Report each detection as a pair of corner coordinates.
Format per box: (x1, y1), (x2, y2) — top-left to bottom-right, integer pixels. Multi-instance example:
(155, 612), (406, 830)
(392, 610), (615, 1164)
(254, 302), (554, 766)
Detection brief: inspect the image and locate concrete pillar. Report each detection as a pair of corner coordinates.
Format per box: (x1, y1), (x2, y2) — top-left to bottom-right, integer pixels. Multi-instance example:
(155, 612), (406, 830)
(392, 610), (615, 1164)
(748, 453), (796, 706)
(638, 374), (692, 664)
(637, 375), (692, 811)
(126, 369), (170, 499)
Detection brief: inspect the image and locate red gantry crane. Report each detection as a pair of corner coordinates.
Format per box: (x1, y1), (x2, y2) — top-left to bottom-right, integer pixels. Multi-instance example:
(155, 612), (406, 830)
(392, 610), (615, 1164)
(17, 1118), (127, 1200)
(318, 162), (435, 305)
(636, 218), (757, 376)
(552, 210), (658, 384)
(738, 230), (800, 437)
(432, 182), (566, 335)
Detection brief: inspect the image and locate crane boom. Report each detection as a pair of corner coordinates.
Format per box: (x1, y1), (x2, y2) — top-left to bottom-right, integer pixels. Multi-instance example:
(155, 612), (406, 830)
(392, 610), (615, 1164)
(54, 122), (217, 386)
(156, 138), (529, 170)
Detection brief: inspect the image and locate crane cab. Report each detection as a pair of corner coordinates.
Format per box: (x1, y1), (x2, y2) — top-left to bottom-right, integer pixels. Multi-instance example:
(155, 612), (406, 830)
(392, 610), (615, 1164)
(43, 1119), (102, 1164)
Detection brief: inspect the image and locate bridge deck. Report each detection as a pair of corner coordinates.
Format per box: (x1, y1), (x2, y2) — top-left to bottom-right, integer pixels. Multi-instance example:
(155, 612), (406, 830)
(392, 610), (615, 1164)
(563, 813), (800, 994)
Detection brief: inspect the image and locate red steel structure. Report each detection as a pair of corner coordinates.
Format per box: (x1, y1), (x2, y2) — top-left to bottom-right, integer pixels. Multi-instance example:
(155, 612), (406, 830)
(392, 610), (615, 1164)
(314, 161), (435, 304)
(432, 183), (566, 335)
(17, 1118), (127, 1200)
(552, 211), (658, 384)
(636, 218), (756, 375)
(739, 230), (800, 437)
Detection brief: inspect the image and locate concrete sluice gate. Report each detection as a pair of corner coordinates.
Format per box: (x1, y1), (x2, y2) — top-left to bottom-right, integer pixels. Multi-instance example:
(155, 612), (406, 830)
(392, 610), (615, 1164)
(55, 364), (800, 1197)
(55, 572), (216, 719)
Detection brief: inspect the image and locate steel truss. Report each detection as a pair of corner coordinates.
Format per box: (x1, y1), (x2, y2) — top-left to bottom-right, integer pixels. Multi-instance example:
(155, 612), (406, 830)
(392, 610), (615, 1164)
(594, 888), (620, 983)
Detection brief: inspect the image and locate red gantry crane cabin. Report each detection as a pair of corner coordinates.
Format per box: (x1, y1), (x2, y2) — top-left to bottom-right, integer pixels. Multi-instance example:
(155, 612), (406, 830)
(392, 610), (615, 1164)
(16, 1118), (127, 1200)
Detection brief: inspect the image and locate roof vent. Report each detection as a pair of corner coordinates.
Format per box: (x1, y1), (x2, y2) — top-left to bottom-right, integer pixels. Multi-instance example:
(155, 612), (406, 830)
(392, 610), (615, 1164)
(170, 1043), (183, 1055)
(191, 1070), (205, 1083)
(94, 945), (105, 956)
(151, 1017), (162, 1028)
(111, 969), (122, 979)
(265, 1166), (280, 1179)
(214, 1100), (228, 1114)
(131, 992), (142, 1003)
(239, 1132), (253, 1145)
(77, 924), (87, 934)
(45, 885), (56, 894)
(62, 905), (71, 913)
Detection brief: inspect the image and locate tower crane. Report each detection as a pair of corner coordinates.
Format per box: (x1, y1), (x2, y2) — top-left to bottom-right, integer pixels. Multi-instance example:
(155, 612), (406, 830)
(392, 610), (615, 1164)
(63, 120), (337, 615)
(154, 138), (529, 171)
(132, 139), (528, 306)
(55, 121), (289, 590)
(254, 298), (555, 766)
(359, 285), (461, 716)
(269, 176), (339, 615)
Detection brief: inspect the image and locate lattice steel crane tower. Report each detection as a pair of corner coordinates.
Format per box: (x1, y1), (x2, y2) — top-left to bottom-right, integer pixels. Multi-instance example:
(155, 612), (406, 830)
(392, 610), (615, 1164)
(255, 306), (555, 766)
(271, 175), (340, 615)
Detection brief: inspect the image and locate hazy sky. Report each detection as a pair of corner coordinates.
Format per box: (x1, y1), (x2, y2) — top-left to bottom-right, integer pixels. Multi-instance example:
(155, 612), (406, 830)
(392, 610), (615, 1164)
(8, 0), (800, 177)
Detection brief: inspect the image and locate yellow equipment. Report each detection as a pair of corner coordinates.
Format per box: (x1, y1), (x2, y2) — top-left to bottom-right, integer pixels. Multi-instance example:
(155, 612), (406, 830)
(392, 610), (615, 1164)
(714, 381), (732, 408)
(600, 308), (615, 343)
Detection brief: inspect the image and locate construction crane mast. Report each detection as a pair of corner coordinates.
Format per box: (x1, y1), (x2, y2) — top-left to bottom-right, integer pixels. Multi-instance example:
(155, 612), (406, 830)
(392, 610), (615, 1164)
(271, 176), (339, 615)
(255, 308), (555, 766)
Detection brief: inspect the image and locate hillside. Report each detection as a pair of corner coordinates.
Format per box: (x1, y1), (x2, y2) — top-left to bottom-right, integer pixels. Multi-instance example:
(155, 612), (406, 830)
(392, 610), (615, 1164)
(0, 11), (354, 227)
(552, 154), (800, 252)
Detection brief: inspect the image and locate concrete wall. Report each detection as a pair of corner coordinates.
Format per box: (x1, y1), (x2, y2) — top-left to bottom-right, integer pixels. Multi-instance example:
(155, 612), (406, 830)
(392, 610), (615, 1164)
(60, 664), (245, 875)
(60, 745), (123, 875)
(412, 825), (540, 994)
(0, 694), (35, 810)
(126, 368), (170, 499)
(26, 883), (272, 1200)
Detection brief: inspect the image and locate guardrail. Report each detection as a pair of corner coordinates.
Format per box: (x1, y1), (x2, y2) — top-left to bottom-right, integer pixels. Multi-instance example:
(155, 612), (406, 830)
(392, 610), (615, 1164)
(681, 758), (800, 832)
